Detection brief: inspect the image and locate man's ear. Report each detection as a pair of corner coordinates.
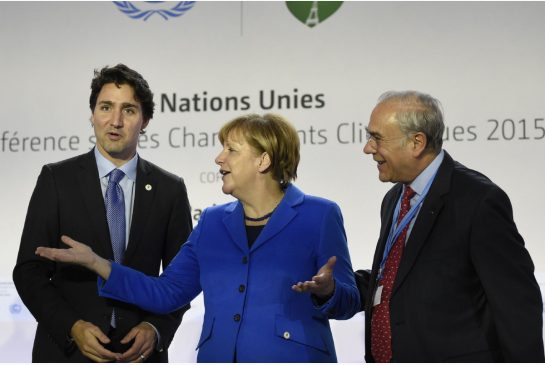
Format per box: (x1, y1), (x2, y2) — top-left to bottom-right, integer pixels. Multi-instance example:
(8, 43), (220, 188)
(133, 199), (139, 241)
(142, 119), (150, 131)
(258, 152), (272, 173)
(412, 132), (428, 157)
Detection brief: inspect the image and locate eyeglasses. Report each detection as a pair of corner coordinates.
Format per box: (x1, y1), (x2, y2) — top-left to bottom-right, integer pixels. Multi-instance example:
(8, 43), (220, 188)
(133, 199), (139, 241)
(365, 131), (409, 148)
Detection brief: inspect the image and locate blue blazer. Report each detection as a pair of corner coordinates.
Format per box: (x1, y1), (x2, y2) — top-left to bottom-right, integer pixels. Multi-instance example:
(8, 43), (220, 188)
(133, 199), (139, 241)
(99, 184), (360, 362)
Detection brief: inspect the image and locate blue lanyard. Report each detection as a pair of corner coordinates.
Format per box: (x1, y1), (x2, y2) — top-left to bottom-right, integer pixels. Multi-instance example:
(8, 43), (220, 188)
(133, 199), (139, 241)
(377, 172), (438, 281)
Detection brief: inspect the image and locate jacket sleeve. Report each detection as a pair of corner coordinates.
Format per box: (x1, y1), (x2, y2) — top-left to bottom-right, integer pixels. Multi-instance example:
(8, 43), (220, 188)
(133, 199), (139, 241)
(12, 165), (80, 352)
(470, 185), (544, 361)
(99, 209), (206, 315)
(354, 269), (371, 312)
(316, 203), (361, 319)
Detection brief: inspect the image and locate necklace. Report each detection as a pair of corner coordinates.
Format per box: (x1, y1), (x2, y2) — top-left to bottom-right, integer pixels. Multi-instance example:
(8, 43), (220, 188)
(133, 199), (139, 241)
(244, 209), (275, 222)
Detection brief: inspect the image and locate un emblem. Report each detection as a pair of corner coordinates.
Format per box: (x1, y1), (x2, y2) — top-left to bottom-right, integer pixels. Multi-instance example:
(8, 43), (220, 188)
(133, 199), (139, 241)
(10, 303), (22, 314)
(114, 1), (196, 21)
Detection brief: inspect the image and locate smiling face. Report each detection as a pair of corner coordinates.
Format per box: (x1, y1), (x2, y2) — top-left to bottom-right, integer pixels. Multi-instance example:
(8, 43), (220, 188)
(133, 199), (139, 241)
(91, 83), (149, 166)
(363, 101), (416, 184)
(215, 131), (264, 199)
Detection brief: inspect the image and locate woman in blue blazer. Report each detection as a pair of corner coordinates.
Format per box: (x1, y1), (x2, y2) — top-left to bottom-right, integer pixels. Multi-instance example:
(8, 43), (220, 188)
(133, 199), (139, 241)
(36, 113), (360, 362)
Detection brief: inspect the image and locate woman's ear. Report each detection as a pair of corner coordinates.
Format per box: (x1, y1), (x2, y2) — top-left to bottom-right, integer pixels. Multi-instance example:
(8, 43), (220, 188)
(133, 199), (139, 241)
(258, 152), (272, 173)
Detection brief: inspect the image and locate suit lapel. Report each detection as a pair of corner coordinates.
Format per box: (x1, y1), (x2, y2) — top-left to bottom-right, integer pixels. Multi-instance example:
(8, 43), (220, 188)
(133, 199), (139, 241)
(250, 185), (302, 252)
(366, 184), (401, 311)
(221, 184), (302, 254)
(223, 202), (249, 253)
(124, 158), (156, 263)
(375, 185), (401, 272)
(391, 152), (454, 296)
(77, 150), (113, 259)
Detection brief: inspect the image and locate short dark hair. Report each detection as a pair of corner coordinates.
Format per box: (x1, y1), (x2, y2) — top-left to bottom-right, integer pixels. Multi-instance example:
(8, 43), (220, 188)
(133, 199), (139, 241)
(89, 64), (155, 122)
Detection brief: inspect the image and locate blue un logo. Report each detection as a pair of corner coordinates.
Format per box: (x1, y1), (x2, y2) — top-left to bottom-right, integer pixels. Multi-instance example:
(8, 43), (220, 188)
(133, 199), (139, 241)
(114, 1), (196, 21)
(9, 303), (22, 314)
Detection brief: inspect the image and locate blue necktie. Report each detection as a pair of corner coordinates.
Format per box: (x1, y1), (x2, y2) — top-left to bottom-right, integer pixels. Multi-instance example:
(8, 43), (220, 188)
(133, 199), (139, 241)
(105, 168), (126, 327)
(106, 169), (126, 264)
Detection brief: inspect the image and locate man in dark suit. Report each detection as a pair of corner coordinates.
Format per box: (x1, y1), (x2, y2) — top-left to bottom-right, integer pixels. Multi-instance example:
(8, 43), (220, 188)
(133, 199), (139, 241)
(13, 64), (193, 362)
(354, 90), (544, 362)
(300, 90), (544, 362)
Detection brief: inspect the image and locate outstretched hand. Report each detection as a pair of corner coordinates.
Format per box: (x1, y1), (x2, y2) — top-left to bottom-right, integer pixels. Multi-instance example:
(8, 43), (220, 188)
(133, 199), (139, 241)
(36, 235), (112, 279)
(36, 235), (96, 268)
(292, 256), (336, 299)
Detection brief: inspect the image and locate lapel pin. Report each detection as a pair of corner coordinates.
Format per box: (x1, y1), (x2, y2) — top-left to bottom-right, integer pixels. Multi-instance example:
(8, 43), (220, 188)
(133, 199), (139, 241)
(145, 184), (152, 191)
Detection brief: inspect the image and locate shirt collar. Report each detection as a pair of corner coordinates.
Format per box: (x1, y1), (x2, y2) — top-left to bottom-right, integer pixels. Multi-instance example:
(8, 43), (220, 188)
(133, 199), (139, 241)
(94, 147), (138, 181)
(409, 149), (444, 196)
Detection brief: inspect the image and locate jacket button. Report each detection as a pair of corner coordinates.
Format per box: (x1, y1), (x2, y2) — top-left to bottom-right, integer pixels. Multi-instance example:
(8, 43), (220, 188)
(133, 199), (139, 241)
(242, 256), (248, 264)
(233, 314), (241, 322)
(238, 285), (246, 293)
(283, 331), (290, 340)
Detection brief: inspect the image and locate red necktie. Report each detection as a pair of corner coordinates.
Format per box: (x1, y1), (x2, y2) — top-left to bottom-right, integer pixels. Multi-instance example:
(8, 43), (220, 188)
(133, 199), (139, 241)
(371, 185), (415, 362)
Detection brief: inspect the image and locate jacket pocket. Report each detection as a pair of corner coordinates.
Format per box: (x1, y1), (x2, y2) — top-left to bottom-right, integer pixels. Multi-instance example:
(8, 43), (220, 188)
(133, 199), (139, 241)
(274, 314), (328, 353)
(195, 316), (215, 350)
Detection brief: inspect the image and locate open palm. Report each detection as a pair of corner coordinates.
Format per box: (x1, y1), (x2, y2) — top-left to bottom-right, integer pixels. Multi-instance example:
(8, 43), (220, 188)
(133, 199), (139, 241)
(36, 235), (97, 269)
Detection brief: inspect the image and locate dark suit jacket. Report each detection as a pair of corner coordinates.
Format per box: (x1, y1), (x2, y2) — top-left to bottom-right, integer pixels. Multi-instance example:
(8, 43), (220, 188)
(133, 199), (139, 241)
(13, 149), (193, 362)
(356, 151), (544, 362)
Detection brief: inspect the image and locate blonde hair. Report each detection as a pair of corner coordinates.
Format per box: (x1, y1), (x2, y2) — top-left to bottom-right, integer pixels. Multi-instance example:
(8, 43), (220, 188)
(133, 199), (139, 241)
(219, 113), (300, 188)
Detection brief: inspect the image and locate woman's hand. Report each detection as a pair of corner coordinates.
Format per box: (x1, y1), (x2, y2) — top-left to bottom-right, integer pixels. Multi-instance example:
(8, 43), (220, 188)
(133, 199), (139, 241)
(36, 235), (112, 279)
(291, 256), (336, 300)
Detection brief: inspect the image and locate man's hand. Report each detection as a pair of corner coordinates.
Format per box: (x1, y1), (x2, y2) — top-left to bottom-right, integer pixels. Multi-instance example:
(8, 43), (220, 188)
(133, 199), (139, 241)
(291, 256), (337, 299)
(71, 320), (121, 362)
(119, 322), (157, 363)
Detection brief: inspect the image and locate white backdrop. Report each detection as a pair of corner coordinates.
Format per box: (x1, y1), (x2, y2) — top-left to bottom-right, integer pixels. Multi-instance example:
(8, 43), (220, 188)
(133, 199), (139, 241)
(1, 1), (544, 362)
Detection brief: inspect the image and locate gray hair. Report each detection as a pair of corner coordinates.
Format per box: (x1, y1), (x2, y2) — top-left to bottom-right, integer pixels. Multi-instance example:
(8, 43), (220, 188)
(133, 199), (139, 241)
(377, 90), (444, 153)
